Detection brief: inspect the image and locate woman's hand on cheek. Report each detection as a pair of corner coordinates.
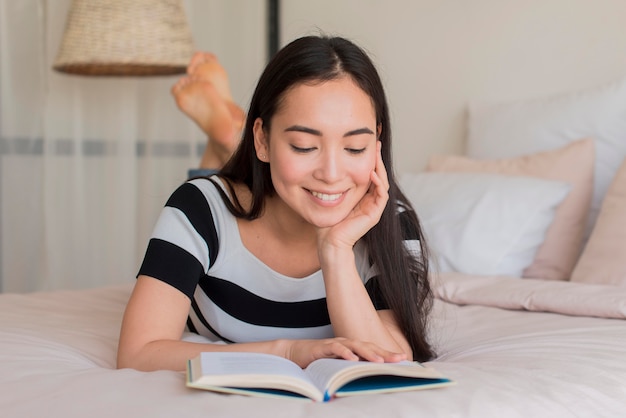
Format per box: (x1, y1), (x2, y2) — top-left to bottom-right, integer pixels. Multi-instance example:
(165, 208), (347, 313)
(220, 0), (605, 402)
(317, 141), (389, 250)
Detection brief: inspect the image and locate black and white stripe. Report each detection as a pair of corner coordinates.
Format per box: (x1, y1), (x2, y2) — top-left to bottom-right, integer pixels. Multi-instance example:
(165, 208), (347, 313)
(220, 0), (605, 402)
(138, 177), (416, 343)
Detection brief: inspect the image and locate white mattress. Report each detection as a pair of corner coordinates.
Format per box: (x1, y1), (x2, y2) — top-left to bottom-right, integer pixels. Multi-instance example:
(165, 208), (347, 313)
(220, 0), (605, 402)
(1, 275), (625, 417)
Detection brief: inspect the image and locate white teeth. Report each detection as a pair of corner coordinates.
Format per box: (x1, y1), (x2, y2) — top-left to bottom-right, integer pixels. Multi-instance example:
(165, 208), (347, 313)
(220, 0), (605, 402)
(311, 191), (342, 201)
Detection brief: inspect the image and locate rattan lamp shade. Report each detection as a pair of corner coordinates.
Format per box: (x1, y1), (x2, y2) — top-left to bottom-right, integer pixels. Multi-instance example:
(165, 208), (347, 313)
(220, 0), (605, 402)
(53, 0), (195, 76)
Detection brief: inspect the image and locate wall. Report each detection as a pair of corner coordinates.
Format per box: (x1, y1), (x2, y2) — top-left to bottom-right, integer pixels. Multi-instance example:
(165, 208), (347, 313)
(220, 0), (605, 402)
(0, 0), (267, 292)
(184, 0), (266, 109)
(3, 0), (626, 291)
(280, 0), (626, 175)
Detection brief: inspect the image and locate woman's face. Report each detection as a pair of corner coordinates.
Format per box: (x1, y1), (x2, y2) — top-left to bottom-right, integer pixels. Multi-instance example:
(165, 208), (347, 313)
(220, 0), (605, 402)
(254, 76), (379, 228)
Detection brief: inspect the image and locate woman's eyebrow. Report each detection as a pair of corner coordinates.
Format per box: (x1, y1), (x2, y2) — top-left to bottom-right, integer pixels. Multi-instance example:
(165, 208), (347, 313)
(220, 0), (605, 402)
(284, 125), (322, 136)
(344, 127), (375, 137)
(284, 125), (374, 137)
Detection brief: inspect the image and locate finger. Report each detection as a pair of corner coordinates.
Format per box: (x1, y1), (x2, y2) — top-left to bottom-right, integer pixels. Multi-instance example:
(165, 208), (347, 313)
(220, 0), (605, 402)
(343, 341), (386, 363)
(349, 342), (407, 364)
(324, 341), (359, 361)
(369, 169), (389, 208)
(358, 351), (385, 363)
(379, 351), (407, 363)
(374, 141), (389, 190)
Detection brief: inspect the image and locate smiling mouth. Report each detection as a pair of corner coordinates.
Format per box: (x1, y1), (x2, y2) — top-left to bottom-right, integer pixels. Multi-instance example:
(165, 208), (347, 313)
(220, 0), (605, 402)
(310, 190), (343, 201)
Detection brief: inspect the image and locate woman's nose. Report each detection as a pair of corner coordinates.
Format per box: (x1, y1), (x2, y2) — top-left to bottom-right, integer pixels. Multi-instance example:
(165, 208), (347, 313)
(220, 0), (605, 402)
(313, 148), (343, 183)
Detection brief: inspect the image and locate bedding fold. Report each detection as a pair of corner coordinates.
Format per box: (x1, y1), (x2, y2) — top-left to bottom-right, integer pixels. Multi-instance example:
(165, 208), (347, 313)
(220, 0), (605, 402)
(433, 272), (626, 319)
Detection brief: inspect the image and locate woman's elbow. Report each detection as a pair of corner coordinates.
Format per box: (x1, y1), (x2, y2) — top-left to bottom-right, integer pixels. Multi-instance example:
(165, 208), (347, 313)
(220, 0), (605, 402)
(116, 346), (136, 370)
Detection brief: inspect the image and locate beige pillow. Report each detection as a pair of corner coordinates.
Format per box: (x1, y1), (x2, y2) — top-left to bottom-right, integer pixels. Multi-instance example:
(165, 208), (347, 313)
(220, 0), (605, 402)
(426, 138), (594, 281)
(571, 159), (626, 286)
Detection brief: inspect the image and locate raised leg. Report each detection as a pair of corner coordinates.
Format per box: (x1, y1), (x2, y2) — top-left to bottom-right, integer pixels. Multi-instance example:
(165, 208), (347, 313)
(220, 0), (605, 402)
(172, 52), (246, 169)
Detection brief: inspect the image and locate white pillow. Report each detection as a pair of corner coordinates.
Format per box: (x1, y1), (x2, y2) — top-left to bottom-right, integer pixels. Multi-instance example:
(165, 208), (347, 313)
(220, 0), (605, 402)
(467, 76), (626, 240)
(400, 172), (570, 277)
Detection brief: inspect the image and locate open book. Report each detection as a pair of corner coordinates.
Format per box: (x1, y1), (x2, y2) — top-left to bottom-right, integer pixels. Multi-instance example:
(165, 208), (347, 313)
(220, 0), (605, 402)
(186, 352), (454, 402)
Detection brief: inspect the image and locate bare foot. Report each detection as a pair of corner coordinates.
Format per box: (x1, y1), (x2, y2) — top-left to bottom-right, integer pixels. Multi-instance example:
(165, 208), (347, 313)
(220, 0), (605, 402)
(171, 76), (238, 166)
(187, 52), (245, 129)
(187, 52), (233, 102)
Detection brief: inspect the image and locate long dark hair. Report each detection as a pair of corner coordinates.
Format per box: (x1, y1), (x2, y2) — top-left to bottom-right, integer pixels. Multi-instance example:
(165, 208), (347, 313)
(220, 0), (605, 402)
(219, 35), (435, 361)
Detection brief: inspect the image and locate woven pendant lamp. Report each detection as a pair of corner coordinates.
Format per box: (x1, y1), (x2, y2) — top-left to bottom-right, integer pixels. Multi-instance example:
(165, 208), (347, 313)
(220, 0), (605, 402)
(53, 0), (195, 76)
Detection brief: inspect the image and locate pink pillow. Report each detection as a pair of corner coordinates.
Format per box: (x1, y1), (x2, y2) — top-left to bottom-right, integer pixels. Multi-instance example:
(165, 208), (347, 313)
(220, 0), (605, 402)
(426, 138), (594, 281)
(571, 159), (626, 286)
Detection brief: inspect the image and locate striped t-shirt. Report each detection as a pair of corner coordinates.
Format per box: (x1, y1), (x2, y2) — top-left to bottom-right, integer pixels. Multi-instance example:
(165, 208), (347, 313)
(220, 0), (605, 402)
(138, 177), (417, 343)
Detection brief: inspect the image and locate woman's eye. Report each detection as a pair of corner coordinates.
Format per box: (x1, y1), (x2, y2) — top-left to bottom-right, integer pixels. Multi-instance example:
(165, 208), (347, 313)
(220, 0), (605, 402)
(290, 145), (316, 153)
(346, 147), (366, 155)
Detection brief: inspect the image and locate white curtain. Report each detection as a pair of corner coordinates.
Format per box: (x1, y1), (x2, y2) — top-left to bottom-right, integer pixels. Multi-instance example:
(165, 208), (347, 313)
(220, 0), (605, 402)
(0, 0), (266, 292)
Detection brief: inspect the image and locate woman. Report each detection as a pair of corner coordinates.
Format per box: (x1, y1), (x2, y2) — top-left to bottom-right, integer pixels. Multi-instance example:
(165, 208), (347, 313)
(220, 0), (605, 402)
(117, 35), (434, 372)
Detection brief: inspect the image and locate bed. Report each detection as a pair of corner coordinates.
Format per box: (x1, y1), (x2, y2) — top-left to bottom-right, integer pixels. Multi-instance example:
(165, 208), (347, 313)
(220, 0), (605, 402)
(1, 276), (625, 417)
(3, 68), (626, 418)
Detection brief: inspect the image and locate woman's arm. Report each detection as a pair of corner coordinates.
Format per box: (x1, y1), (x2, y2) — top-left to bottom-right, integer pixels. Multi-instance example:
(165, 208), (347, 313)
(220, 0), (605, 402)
(316, 141), (412, 360)
(318, 247), (412, 360)
(117, 276), (282, 371)
(117, 275), (405, 371)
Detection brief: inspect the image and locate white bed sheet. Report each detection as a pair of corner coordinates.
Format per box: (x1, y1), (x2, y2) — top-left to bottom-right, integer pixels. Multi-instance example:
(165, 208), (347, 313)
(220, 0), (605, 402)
(1, 278), (625, 418)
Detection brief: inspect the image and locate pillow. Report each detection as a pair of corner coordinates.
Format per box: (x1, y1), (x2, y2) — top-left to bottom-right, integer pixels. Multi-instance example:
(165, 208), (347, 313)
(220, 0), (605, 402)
(426, 138), (594, 281)
(571, 159), (626, 286)
(467, 76), (626, 242)
(399, 172), (570, 277)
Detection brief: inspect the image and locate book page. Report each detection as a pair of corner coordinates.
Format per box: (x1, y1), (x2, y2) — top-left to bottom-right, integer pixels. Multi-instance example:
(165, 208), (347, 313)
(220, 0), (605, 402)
(190, 352), (324, 400)
(198, 352), (309, 379)
(304, 359), (445, 396)
(304, 359), (376, 391)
